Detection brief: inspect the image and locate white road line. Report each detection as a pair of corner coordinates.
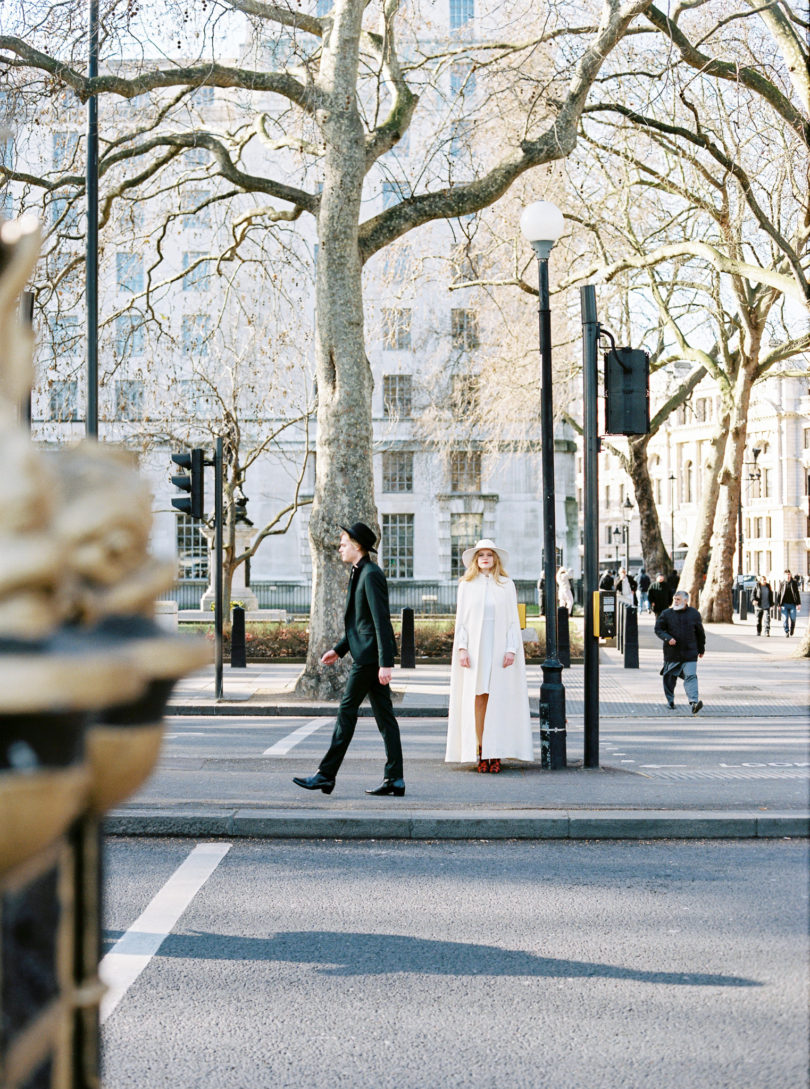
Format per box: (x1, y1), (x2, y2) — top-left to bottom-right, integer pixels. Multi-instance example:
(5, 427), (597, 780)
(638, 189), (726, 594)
(99, 842), (231, 1024)
(263, 717), (333, 756)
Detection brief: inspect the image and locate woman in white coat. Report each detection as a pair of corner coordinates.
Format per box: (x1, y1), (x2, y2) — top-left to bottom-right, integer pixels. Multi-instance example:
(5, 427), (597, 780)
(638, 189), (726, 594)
(445, 539), (534, 773)
(557, 567), (574, 613)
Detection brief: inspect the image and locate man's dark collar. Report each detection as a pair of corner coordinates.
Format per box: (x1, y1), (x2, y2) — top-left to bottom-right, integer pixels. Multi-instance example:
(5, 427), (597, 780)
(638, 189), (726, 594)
(352, 553), (370, 573)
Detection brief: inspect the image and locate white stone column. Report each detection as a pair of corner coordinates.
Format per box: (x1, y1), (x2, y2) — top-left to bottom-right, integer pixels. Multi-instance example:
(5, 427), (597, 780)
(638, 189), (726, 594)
(199, 524), (259, 612)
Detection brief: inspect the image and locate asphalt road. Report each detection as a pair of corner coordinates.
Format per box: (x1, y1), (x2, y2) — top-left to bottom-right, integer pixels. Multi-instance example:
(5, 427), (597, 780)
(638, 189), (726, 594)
(101, 838), (809, 1089)
(118, 712), (810, 812)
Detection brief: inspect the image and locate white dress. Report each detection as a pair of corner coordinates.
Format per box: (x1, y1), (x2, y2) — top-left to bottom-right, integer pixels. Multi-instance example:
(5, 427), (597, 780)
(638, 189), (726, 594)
(445, 575), (534, 763)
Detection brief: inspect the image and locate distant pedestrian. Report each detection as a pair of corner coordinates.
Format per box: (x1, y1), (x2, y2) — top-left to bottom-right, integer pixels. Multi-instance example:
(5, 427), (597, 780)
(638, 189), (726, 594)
(446, 539), (532, 773)
(638, 568), (651, 613)
(667, 569), (680, 592)
(536, 572), (545, 616)
(648, 573), (673, 617)
(293, 522), (405, 797)
(557, 566), (574, 613)
(599, 570), (614, 591)
(776, 569), (801, 637)
(752, 575), (773, 637)
(655, 590), (706, 714)
(616, 567), (637, 606)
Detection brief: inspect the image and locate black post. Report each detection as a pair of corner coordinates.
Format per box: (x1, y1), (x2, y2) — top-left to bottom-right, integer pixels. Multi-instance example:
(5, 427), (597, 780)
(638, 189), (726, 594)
(400, 607), (416, 669)
(581, 285), (599, 767)
(623, 605), (639, 668)
(20, 290), (34, 428)
(535, 248), (566, 769)
(86, 0), (99, 438)
(557, 606), (570, 668)
(215, 436), (224, 699)
(231, 605), (246, 668)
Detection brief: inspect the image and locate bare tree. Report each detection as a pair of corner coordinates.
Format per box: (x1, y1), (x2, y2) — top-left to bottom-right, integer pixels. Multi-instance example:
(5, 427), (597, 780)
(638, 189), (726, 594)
(3, 0), (653, 692)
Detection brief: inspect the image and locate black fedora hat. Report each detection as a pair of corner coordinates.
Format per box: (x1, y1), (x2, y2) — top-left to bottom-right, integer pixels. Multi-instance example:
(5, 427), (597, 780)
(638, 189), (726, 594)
(340, 521), (378, 552)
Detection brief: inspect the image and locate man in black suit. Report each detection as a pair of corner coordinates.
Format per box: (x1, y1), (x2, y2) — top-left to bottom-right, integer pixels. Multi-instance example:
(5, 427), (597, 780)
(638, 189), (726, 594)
(293, 522), (405, 797)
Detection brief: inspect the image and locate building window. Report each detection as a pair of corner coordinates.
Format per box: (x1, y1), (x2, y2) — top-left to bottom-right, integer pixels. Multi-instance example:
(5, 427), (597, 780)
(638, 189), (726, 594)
(0, 191), (12, 219)
(451, 308), (479, 350)
(382, 307), (412, 350)
(382, 451), (413, 493)
(184, 190), (211, 227)
(115, 379), (145, 421)
(192, 85), (214, 106)
(176, 513), (208, 579)
(176, 378), (213, 415)
(449, 0), (474, 29)
(116, 252), (144, 293)
(382, 180), (408, 209)
(182, 252), (209, 291)
(677, 404), (688, 425)
(450, 450), (481, 492)
(52, 131), (79, 170)
(115, 314), (144, 357)
(605, 484), (611, 508)
(804, 428), (810, 450)
(694, 397), (712, 422)
(383, 374), (412, 418)
(316, 0), (331, 13)
(186, 146), (208, 167)
(451, 373), (478, 417)
(49, 380), (78, 421)
(182, 314), (211, 356)
(762, 468), (771, 498)
(382, 514), (414, 578)
(683, 461), (693, 503)
(0, 137), (13, 169)
(450, 512), (482, 577)
(50, 194), (83, 233)
(450, 60), (476, 96)
(52, 314), (81, 356)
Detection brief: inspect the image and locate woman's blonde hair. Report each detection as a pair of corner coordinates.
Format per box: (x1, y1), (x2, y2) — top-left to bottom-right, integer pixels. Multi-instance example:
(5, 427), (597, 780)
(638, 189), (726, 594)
(462, 549), (508, 583)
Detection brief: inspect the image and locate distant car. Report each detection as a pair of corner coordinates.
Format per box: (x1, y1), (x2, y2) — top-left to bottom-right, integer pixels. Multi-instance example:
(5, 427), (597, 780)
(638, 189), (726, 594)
(734, 574), (757, 589)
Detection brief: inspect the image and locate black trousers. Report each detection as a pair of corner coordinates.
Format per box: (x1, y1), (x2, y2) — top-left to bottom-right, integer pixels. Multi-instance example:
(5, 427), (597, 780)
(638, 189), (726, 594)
(319, 663), (404, 781)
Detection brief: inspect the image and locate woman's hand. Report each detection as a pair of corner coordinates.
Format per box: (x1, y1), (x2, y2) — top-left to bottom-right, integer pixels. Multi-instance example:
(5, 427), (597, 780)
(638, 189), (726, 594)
(458, 649), (471, 669)
(503, 652), (515, 668)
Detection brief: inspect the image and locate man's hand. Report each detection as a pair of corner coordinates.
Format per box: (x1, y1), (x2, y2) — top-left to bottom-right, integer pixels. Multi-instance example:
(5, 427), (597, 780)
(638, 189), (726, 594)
(699, 653), (704, 658)
(321, 649), (339, 666)
(503, 652), (515, 668)
(378, 666), (393, 685)
(458, 649), (471, 669)
(668, 638), (677, 645)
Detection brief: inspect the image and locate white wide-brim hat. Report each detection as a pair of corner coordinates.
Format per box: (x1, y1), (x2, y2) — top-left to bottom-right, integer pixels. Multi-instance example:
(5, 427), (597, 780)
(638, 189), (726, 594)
(461, 538), (510, 570)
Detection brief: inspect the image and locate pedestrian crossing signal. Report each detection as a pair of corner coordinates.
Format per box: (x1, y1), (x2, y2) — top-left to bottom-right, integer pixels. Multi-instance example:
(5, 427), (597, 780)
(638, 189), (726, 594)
(604, 348), (649, 435)
(171, 448), (205, 520)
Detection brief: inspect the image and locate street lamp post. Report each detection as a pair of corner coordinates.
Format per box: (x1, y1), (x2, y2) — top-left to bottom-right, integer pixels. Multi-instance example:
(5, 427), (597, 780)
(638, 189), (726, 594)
(668, 472), (676, 570)
(622, 496), (633, 569)
(612, 526), (622, 567)
(86, 0), (99, 437)
(520, 200), (566, 770)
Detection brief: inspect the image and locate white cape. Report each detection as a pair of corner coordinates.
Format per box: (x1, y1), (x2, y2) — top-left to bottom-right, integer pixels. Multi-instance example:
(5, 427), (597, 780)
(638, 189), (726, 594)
(445, 575), (534, 763)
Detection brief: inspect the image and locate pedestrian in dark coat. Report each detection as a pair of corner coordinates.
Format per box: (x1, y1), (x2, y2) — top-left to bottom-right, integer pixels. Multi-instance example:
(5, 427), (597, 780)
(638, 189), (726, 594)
(666, 569), (680, 592)
(775, 570), (801, 637)
(648, 574), (673, 617)
(599, 570), (615, 591)
(752, 575), (773, 637)
(655, 590), (706, 713)
(293, 522), (405, 797)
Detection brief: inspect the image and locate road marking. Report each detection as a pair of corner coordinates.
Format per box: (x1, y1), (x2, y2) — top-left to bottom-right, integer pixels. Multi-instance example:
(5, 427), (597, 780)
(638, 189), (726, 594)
(99, 842), (231, 1023)
(263, 717), (333, 756)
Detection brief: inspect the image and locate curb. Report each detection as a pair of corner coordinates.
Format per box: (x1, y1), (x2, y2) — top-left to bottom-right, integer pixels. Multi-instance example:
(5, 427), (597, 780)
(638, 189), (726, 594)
(166, 704), (449, 717)
(104, 809), (810, 841)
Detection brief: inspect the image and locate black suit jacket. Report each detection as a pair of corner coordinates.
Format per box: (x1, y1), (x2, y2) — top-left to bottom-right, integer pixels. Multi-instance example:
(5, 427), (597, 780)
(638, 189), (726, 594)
(334, 556), (397, 667)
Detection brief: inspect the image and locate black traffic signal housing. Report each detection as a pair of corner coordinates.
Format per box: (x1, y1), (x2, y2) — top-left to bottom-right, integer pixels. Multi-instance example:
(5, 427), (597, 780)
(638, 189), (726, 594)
(171, 448), (205, 520)
(604, 347), (650, 436)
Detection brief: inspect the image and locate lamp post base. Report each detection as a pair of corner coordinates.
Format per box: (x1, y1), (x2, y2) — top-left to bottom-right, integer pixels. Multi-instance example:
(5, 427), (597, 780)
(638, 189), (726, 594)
(539, 657), (567, 769)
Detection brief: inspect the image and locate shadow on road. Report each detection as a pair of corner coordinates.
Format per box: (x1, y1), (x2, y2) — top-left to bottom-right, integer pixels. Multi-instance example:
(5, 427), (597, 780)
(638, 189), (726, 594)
(136, 929), (761, 987)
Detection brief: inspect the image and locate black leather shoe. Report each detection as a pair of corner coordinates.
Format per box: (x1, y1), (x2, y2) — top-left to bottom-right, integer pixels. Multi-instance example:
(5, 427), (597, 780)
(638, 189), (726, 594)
(365, 778), (406, 797)
(293, 773), (335, 794)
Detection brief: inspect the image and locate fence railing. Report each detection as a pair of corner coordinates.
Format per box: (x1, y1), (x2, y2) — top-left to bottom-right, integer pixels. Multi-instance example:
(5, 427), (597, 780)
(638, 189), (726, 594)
(159, 577), (559, 615)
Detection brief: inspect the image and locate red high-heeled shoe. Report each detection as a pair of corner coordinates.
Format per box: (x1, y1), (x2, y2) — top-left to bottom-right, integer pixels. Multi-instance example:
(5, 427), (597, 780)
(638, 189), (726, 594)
(488, 758), (501, 774)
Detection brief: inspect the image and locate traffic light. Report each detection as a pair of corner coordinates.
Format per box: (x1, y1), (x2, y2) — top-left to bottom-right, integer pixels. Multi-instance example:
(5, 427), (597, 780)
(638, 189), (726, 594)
(604, 347), (650, 435)
(171, 448), (205, 520)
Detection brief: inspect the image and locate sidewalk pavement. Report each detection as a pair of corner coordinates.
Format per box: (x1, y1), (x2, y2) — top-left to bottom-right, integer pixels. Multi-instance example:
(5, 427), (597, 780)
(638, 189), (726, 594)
(107, 617), (809, 841)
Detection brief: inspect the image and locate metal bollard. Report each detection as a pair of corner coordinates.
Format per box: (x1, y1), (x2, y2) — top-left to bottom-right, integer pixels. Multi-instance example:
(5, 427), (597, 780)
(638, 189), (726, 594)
(400, 607), (416, 669)
(739, 587), (748, 621)
(623, 605), (639, 668)
(231, 605), (246, 668)
(557, 606), (571, 668)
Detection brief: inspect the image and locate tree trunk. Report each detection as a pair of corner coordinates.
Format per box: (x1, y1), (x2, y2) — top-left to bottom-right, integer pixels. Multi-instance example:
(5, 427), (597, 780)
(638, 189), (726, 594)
(295, 1), (376, 698)
(679, 409), (730, 605)
(699, 369), (756, 622)
(626, 435), (670, 575)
